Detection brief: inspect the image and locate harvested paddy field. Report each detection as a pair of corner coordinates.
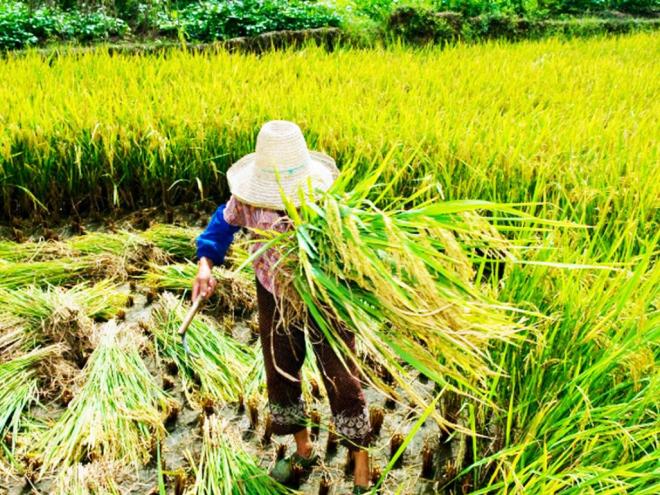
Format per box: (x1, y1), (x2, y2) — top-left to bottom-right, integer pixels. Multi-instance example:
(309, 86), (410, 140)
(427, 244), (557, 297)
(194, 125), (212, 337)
(1, 32), (658, 495)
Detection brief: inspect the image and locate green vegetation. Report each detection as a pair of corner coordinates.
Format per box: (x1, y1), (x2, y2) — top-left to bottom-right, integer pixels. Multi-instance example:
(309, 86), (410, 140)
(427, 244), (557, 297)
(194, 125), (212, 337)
(1, 0), (657, 50)
(0, 30), (657, 494)
(2, 34), (657, 227)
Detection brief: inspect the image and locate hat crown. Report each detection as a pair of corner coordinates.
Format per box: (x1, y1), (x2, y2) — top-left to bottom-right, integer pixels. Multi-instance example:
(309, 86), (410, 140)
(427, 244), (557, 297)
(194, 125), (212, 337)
(254, 120), (311, 174)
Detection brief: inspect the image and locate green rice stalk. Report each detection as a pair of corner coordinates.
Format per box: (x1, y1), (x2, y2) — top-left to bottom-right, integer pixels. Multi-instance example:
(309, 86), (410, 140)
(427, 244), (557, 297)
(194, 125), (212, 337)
(186, 414), (295, 495)
(0, 345), (62, 450)
(144, 262), (255, 313)
(37, 321), (176, 475)
(151, 293), (253, 405)
(270, 166), (564, 416)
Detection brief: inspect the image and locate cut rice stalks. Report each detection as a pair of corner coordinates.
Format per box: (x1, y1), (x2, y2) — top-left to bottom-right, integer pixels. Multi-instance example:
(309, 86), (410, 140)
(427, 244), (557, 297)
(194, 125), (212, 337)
(141, 224), (199, 260)
(54, 461), (125, 495)
(271, 167), (564, 418)
(144, 262), (255, 313)
(0, 345), (62, 450)
(0, 281), (129, 362)
(151, 293), (253, 406)
(0, 315), (26, 361)
(0, 225), (198, 263)
(0, 256), (119, 289)
(0, 225), (200, 289)
(186, 414), (295, 495)
(37, 321), (176, 475)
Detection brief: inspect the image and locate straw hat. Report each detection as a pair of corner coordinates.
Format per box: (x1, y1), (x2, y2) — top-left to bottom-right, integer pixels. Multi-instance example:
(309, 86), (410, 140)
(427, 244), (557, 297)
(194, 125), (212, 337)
(226, 120), (339, 209)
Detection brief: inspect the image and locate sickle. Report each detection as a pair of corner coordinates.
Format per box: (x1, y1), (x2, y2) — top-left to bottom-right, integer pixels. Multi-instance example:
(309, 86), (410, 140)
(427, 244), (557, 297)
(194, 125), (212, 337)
(177, 294), (205, 358)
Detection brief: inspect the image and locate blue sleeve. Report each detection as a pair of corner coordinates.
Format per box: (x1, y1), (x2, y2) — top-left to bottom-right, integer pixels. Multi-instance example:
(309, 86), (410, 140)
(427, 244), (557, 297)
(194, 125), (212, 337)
(196, 204), (241, 265)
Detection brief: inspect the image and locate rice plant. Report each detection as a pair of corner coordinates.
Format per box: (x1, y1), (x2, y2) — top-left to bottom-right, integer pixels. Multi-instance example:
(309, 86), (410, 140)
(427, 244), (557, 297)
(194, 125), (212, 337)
(186, 414), (295, 495)
(151, 293), (253, 405)
(0, 31), (657, 493)
(37, 321), (176, 475)
(268, 172), (547, 417)
(0, 34), (657, 237)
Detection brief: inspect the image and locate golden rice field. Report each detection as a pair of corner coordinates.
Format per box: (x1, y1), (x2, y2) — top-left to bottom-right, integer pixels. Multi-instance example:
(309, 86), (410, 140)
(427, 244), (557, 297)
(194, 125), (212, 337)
(0, 32), (659, 494)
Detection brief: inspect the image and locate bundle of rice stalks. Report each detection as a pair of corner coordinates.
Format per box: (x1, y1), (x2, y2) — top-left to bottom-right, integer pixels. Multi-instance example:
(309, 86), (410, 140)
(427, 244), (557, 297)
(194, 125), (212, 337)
(144, 262), (255, 313)
(37, 322), (176, 475)
(0, 315), (26, 361)
(186, 414), (294, 495)
(0, 232), (143, 262)
(0, 346), (62, 449)
(142, 224), (199, 260)
(151, 293), (253, 405)
(271, 167), (558, 415)
(54, 461), (125, 495)
(0, 256), (119, 289)
(0, 281), (129, 362)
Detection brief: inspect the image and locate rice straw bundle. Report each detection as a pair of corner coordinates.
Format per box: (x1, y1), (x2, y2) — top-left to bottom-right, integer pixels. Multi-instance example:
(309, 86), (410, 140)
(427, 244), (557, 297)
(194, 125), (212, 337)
(54, 461), (125, 495)
(0, 232), (143, 262)
(142, 224), (199, 260)
(144, 262), (255, 313)
(0, 281), (129, 360)
(0, 315), (26, 361)
(186, 414), (295, 495)
(151, 293), (253, 405)
(0, 257), (117, 289)
(37, 321), (175, 475)
(0, 280), (129, 325)
(0, 346), (61, 449)
(266, 168), (553, 413)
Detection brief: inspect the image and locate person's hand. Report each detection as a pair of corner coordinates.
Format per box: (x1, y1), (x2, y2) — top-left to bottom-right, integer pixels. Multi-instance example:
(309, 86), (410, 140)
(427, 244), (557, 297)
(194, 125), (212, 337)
(193, 257), (217, 300)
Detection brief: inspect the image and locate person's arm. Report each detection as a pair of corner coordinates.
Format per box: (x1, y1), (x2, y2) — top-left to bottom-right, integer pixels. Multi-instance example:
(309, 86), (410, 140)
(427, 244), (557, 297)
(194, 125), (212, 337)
(193, 203), (241, 300)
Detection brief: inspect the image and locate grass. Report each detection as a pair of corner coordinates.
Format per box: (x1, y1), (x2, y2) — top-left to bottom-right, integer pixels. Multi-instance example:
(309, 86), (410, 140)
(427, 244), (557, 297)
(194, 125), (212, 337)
(37, 321), (175, 475)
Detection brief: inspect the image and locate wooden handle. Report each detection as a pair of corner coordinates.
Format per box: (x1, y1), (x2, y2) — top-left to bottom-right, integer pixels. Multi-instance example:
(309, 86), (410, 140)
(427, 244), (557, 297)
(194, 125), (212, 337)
(177, 295), (204, 336)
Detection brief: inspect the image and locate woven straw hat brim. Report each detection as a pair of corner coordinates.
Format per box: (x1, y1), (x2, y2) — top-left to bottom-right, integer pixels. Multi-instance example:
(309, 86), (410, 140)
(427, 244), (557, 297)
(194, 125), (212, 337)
(226, 150), (339, 209)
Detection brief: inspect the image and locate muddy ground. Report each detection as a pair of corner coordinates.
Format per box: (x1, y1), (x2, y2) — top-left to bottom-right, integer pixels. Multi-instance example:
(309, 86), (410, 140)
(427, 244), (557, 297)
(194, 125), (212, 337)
(1, 203), (469, 495)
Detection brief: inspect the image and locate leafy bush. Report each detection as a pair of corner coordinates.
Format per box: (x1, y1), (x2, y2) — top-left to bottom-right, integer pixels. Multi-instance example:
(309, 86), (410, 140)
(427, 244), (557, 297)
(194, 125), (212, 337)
(387, 6), (456, 42)
(159, 0), (342, 40)
(0, 2), (129, 49)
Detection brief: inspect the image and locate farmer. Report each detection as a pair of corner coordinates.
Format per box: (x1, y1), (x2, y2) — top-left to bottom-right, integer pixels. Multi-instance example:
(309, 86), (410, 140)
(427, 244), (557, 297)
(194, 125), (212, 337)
(192, 120), (372, 493)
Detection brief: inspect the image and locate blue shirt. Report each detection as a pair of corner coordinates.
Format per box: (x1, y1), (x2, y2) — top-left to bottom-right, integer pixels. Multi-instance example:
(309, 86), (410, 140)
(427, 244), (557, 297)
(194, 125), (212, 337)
(195, 204), (241, 265)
